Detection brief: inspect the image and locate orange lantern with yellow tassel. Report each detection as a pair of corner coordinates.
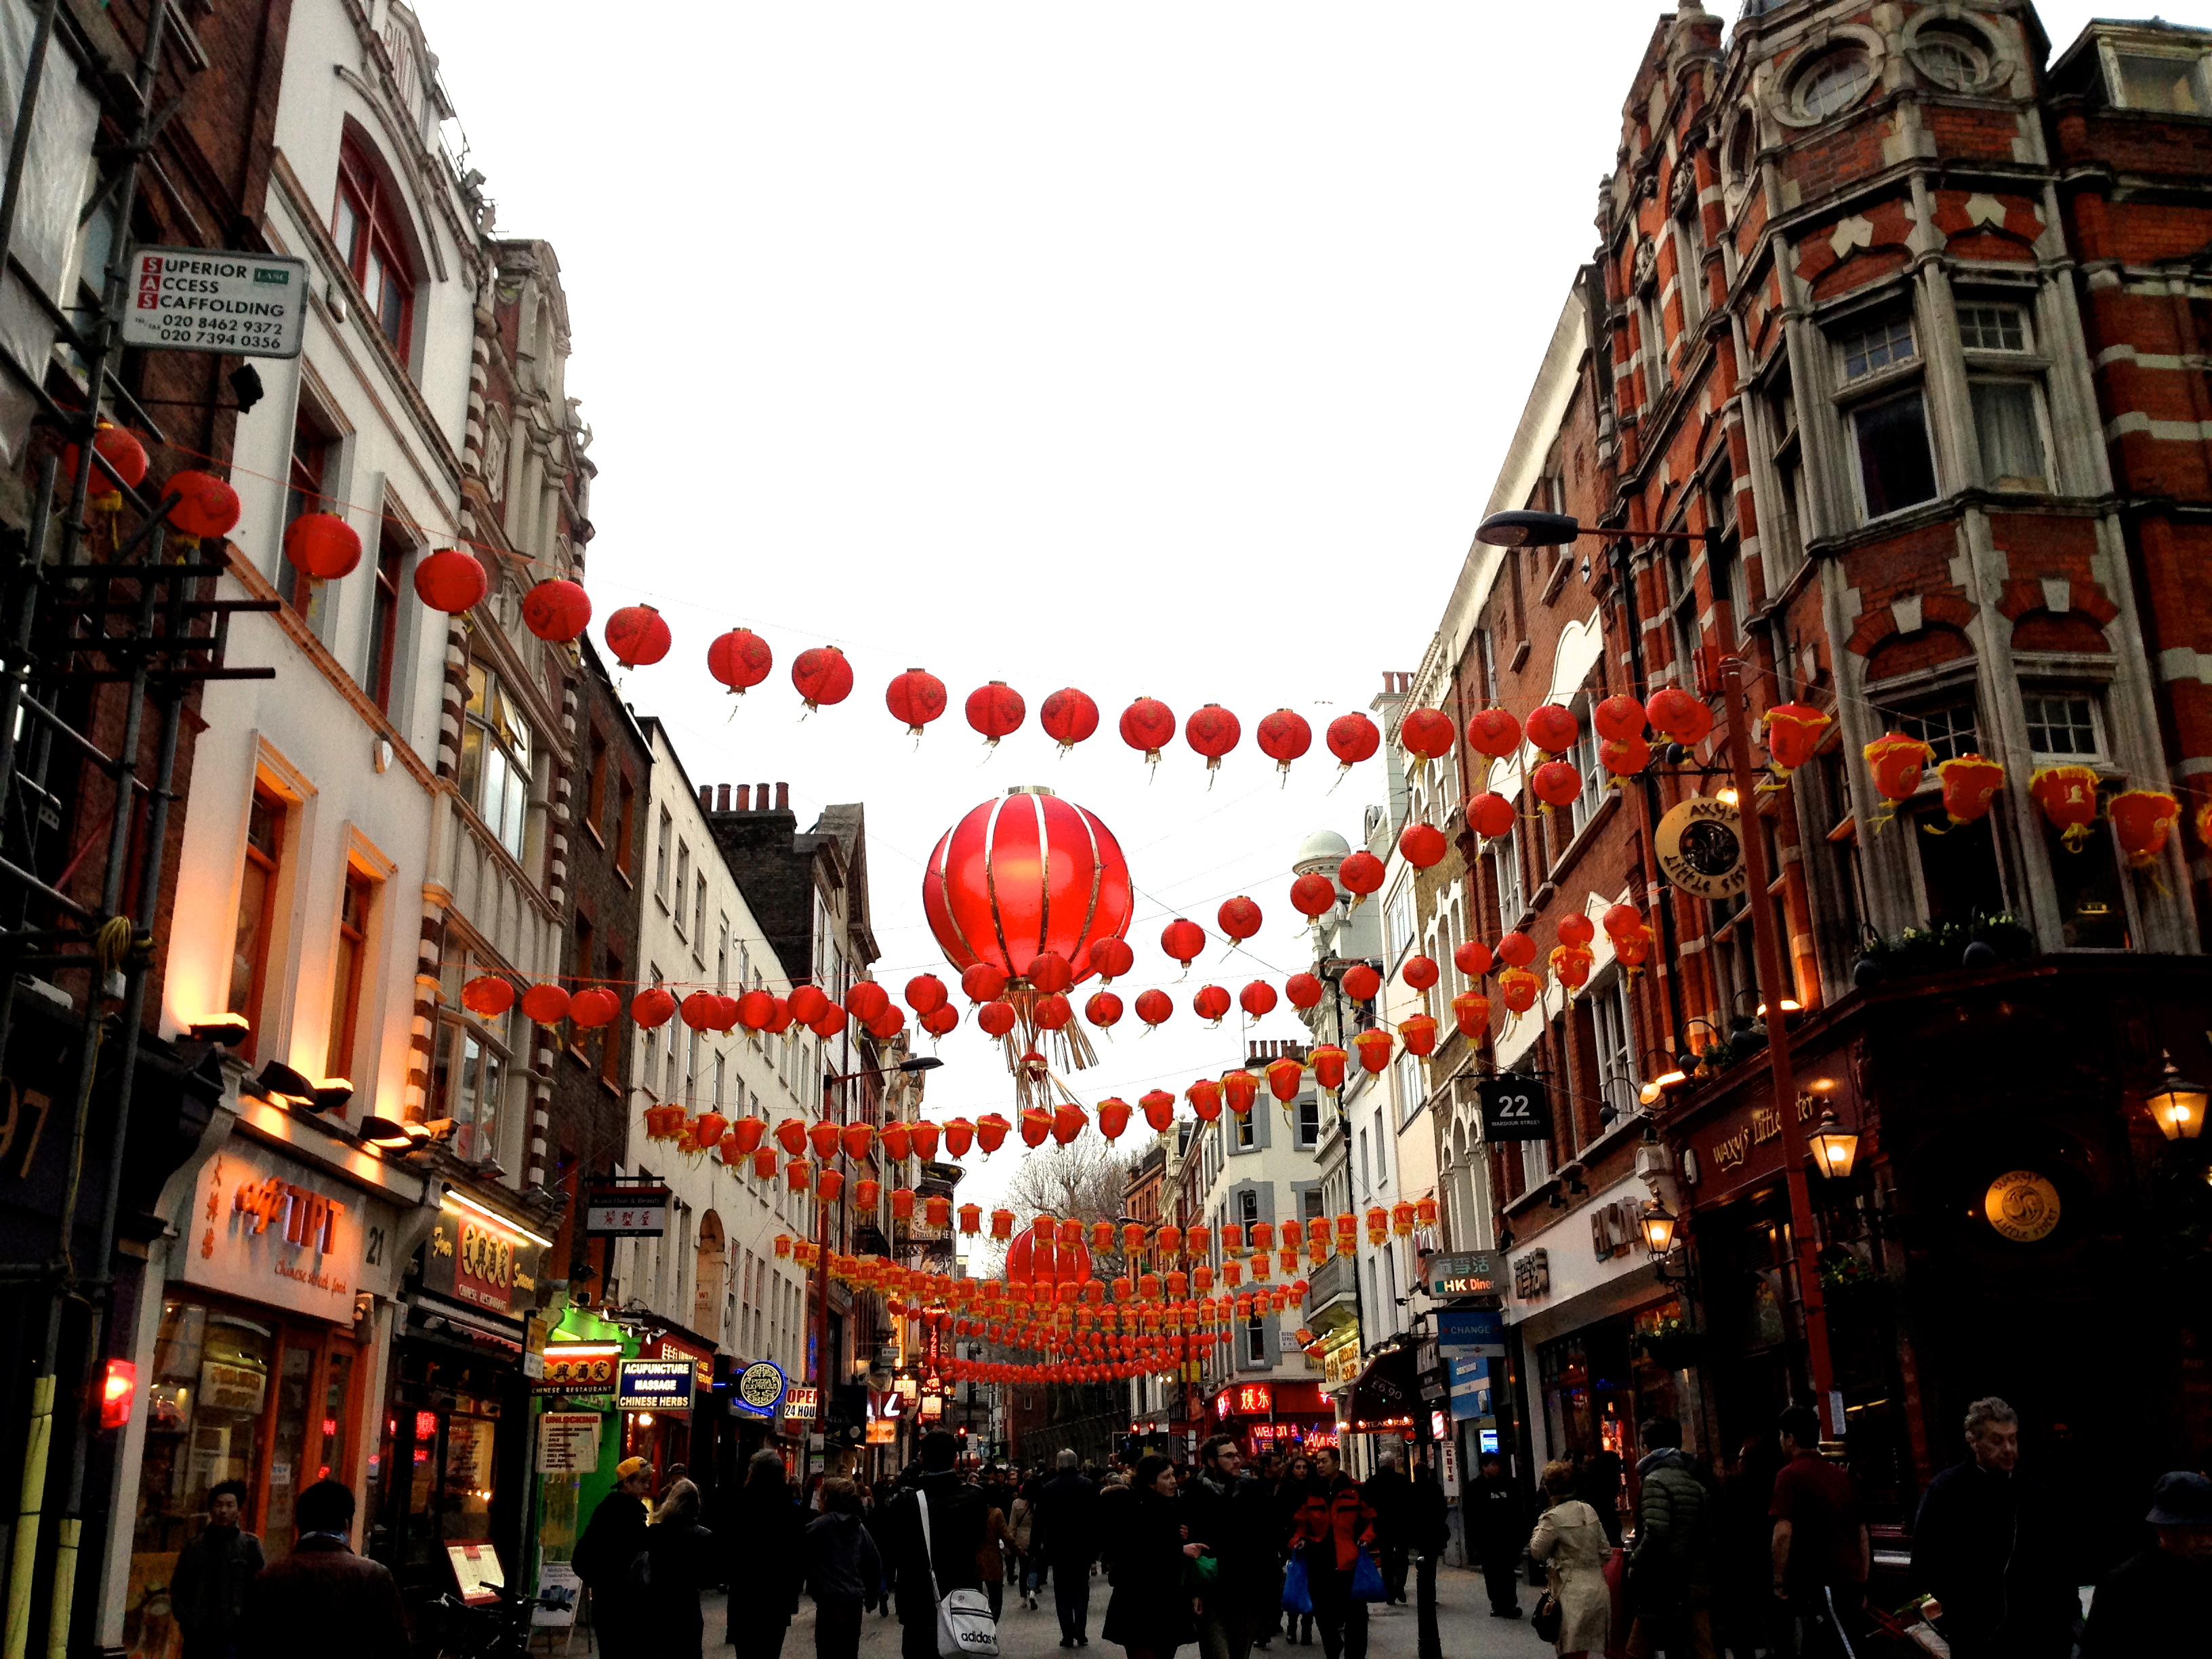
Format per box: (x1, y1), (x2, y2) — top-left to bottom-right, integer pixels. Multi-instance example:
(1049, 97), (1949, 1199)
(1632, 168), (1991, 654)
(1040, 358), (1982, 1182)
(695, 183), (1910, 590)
(1311, 1045), (1348, 1092)
(2109, 790), (2179, 867)
(1414, 1194), (1439, 1229)
(1353, 1028), (1394, 1074)
(1550, 943), (1594, 995)
(1451, 991), (1490, 1038)
(1498, 966), (1542, 1015)
(1863, 733), (1934, 826)
(2030, 765), (2101, 851)
(1391, 1202), (1415, 1237)
(1398, 1014), (1437, 1057)
(1761, 702), (1830, 778)
(1936, 756), (2005, 827)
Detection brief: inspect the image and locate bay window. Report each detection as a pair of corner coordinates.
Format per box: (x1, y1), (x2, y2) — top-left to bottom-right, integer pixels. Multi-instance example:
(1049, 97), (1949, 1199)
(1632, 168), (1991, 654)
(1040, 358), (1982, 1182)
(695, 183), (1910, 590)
(458, 664), (532, 861)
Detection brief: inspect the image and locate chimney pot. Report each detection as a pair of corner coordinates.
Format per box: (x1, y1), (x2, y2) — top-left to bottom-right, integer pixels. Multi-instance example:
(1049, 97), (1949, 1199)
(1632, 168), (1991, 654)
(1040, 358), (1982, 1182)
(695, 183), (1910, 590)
(736, 785), (752, 811)
(758, 781), (771, 809)
(699, 786), (714, 812)
(776, 782), (790, 811)
(717, 784), (732, 811)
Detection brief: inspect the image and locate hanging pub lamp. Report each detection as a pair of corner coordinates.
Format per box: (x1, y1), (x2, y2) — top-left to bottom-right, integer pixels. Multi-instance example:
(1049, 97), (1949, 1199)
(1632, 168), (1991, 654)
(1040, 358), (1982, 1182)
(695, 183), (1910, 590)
(1806, 1111), (1861, 1179)
(2148, 1050), (2209, 1142)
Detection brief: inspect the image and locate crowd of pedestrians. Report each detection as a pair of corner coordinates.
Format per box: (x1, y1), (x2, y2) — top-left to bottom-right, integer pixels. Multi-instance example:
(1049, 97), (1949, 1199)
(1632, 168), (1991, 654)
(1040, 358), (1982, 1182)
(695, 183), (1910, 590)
(155, 1396), (2211, 1659)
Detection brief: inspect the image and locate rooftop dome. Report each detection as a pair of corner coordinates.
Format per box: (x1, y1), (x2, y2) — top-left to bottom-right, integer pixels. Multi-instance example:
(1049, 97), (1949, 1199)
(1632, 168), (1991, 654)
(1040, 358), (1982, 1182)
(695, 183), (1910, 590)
(1292, 828), (1351, 877)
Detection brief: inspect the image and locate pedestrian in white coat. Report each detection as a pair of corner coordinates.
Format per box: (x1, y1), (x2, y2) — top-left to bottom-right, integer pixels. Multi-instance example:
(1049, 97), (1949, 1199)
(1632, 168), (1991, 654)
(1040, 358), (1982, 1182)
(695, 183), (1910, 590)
(1528, 1460), (1611, 1659)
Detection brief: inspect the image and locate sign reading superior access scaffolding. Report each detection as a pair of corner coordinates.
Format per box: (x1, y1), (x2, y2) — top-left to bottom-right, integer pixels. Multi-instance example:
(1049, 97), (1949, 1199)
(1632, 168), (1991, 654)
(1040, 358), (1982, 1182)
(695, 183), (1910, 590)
(121, 247), (308, 358)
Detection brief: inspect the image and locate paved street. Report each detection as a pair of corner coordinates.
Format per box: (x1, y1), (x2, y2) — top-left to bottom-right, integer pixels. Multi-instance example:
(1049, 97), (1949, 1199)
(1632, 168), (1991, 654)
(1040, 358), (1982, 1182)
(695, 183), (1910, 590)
(698, 1568), (1538, 1659)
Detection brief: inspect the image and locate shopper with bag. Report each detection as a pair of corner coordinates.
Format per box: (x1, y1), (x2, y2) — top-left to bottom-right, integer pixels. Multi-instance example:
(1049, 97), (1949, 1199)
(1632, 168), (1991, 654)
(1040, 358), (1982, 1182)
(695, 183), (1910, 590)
(1103, 1454), (1204, 1659)
(1528, 1460), (1610, 1659)
(1290, 1447), (1378, 1659)
(887, 1431), (994, 1659)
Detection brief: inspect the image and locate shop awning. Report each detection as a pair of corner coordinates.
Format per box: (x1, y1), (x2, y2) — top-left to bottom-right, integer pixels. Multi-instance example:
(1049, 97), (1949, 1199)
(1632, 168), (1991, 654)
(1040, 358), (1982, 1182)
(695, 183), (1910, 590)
(1347, 1344), (1419, 1433)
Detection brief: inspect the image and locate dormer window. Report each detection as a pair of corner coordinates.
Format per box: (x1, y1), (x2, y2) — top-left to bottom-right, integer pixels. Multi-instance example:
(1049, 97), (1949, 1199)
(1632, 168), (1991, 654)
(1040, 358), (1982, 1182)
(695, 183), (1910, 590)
(2112, 52), (2207, 113)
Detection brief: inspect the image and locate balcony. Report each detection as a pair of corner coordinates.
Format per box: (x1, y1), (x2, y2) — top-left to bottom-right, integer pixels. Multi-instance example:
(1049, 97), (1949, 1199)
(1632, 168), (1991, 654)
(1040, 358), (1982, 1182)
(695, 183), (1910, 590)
(1306, 1250), (1356, 1314)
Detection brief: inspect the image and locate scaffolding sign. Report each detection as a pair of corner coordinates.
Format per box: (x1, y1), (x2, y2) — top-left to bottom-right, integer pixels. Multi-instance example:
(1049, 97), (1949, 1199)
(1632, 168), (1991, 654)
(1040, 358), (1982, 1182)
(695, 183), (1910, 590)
(120, 247), (308, 358)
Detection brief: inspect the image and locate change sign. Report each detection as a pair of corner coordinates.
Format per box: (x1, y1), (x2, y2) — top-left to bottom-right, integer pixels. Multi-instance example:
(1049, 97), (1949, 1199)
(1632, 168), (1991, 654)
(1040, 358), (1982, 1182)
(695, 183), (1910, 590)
(121, 247), (307, 358)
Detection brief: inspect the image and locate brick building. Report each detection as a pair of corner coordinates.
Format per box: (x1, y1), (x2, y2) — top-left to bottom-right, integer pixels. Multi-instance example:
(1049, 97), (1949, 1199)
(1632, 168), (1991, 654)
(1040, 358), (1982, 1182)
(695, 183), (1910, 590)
(1397, 0), (2212, 1589)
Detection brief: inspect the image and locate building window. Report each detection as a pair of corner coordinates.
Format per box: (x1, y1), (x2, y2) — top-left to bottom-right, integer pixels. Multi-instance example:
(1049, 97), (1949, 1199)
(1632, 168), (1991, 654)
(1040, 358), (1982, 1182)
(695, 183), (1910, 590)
(1798, 50), (1874, 119)
(2023, 692), (2102, 760)
(1238, 1189), (1260, 1227)
(694, 876), (708, 956)
(655, 808), (673, 903)
(228, 788), (287, 1057)
(1969, 380), (2049, 491)
(458, 665), (531, 860)
(1492, 826), (1525, 930)
(283, 418), (332, 617)
(1840, 316), (1917, 382)
(1567, 691), (1605, 834)
(1592, 974), (1635, 1117)
(432, 1010), (509, 1166)
(324, 867), (373, 1081)
(1898, 699), (1980, 762)
(1914, 29), (1988, 91)
(614, 777), (636, 874)
(1957, 304), (2028, 353)
(1235, 1111), (1255, 1151)
(2111, 52), (2207, 113)
(331, 136), (415, 353)
(1851, 389), (1939, 519)
(1666, 540), (1701, 679)
(1245, 1317), (1267, 1366)
(366, 533), (405, 712)
(673, 841), (691, 937)
(1298, 1094), (1319, 1149)
(2049, 817), (2131, 949)
(1396, 1052), (1424, 1128)
(585, 731), (609, 838)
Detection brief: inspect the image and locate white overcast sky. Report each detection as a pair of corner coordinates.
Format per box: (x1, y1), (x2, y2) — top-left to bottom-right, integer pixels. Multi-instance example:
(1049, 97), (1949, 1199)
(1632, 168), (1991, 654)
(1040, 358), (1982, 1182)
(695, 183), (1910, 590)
(411, 1), (2135, 1214)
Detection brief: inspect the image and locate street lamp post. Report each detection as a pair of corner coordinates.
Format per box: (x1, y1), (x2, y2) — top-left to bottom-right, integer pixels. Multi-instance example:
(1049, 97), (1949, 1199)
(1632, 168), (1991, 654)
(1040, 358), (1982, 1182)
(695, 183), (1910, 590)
(1476, 510), (1841, 1437)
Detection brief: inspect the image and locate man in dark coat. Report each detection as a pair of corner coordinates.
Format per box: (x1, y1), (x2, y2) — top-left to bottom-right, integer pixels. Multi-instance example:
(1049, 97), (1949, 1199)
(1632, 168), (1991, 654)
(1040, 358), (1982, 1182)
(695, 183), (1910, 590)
(883, 1431), (989, 1659)
(1358, 1454), (1411, 1605)
(2078, 1471), (2212, 1657)
(573, 1456), (654, 1659)
(1910, 1397), (2074, 1659)
(725, 1450), (804, 1658)
(236, 1481), (407, 1659)
(1627, 1417), (1715, 1659)
(1183, 1435), (1279, 1659)
(1292, 1448), (1376, 1659)
(1406, 1452), (1452, 1659)
(1034, 1448), (1101, 1647)
(169, 1479), (264, 1659)
(1462, 1453), (1525, 1618)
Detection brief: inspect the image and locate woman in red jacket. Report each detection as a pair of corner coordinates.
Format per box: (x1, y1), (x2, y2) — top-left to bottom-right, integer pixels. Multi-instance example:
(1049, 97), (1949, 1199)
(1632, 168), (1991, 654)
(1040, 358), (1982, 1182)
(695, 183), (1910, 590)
(1291, 1449), (1377, 1659)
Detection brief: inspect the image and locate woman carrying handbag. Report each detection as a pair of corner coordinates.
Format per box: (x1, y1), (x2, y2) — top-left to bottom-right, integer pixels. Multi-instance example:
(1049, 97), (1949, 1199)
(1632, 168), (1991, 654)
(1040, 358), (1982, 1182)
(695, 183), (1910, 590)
(1527, 1460), (1611, 1659)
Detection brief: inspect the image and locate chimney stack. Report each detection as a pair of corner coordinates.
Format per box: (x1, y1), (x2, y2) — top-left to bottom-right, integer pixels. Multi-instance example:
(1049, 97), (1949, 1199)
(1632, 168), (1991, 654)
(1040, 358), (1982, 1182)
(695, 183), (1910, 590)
(736, 785), (751, 811)
(698, 786), (713, 812)
(757, 781), (771, 809)
(717, 784), (732, 811)
(776, 782), (790, 811)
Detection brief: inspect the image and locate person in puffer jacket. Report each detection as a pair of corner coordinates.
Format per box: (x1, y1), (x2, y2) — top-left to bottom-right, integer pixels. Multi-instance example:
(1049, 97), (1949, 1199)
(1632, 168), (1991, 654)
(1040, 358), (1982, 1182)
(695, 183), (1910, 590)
(805, 1478), (886, 1659)
(1626, 1416), (1715, 1659)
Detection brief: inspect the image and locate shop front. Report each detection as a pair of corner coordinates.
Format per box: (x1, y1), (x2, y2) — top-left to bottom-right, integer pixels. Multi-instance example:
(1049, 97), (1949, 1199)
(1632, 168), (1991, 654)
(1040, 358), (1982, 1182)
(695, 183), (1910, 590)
(529, 1305), (634, 1617)
(121, 1119), (409, 1659)
(1210, 1380), (1334, 1460)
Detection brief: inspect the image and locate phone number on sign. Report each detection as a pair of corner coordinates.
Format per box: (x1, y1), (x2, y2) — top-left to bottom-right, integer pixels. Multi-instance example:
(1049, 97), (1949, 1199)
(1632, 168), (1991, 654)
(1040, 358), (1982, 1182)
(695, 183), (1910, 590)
(154, 322), (288, 346)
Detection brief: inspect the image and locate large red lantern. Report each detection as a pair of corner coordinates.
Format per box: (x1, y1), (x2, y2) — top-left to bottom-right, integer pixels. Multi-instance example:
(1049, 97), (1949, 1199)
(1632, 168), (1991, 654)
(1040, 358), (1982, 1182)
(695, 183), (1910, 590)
(1450, 991), (1490, 1038)
(64, 422), (147, 503)
(630, 986), (676, 1027)
(1455, 939), (1494, 977)
(1327, 712), (1380, 771)
(1120, 696), (1177, 763)
(1645, 686), (1713, 745)
(1864, 733), (1935, 821)
(1193, 984), (1231, 1024)
(605, 604), (671, 668)
(1398, 1015), (1437, 1057)
(966, 682), (1025, 748)
(1141, 1089), (1175, 1132)
(1399, 822), (1448, 869)
(1761, 702), (1830, 777)
(886, 668), (949, 735)
(1340, 963), (1381, 1002)
(1185, 704), (1241, 772)
(1465, 708), (1521, 760)
(1084, 990), (1123, 1028)
(923, 787), (1133, 981)
(1525, 703), (1578, 754)
(1337, 851), (1385, 899)
(1530, 759), (1584, 809)
(792, 645), (854, 709)
(708, 628), (774, 695)
(569, 987), (620, 1028)
(1291, 873), (1337, 917)
(1352, 1029), (1393, 1075)
(1467, 793), (1514, 841)
(1135, 989), (1173, 1028)
(283, 512), (361, 581)
(1040, 687), (1101, 751)
(1160, 918), (1206, 968)
(2110, 790), (2179, 867)
(1399, 708), (1454, 762)
(162, 470), (242, 542)
(1218, 897), (1263, 943)
(1601, 734), (1652, 782)
(520, 983), (571, 1025)
(1498, 966), (1542, 1014)
(522, 579), (591, 642)
(1257, 709), (1312, 775)
(1286, 972), (1324, 1009)
(2030, 765), (2100, 851)
(413, 548), (487, 614)
(1240, 980), (1279, 1019)
(1936, 756), (2005, 827)
(1592, 693), (1646, 743)
(1402, 954), (1439, 991)
(462, 975), (514, 1016)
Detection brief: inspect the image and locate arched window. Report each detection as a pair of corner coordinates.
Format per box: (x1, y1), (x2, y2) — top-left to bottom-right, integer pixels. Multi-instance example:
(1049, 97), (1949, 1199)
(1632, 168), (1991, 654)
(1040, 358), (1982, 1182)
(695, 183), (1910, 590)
(332, 134), (415, 353)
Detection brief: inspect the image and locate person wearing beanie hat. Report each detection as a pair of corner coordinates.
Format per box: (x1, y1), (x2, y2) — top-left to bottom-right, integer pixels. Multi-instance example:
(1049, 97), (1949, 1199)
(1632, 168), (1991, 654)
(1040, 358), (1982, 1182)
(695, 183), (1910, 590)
(2078, 1471), (2212, 1656)
(573, 1458), (655, 1659)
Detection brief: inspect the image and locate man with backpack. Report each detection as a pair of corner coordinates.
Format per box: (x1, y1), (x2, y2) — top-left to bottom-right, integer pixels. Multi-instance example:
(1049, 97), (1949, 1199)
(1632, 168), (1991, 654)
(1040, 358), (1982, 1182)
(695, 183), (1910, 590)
(884, 1431), (990, 1659)
(571, 1457), (653, 1659)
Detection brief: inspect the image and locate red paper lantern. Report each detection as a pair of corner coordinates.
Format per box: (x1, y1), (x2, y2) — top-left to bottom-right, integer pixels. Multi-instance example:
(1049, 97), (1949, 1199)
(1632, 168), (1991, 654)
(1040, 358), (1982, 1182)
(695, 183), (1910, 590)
(1592, 693), (1646, 743)
(1250, 708), (1312, 779)
(1467, 792), (1515, 841)
(1337, 851), (1385, 898)
(1341, 963), (1381, 1002)
(882, 1122), (914, 1162)
(1160, 917), (1206, 968)
(1265, 1057), (1303, 1104)
(811, 1004), (849, 1039)
(737, 989), (777, 1029)
(1217, 897), (1263, 943)
(65, 423), (147, 501)
(1601, 734), (1652, 781)
(2030, 765), (2101, 851)
(1465, 708), (1522, 760)
(1498, 966), (1541, 1013)
(1187, 1079), (1223, 1121)
(1402, 954), (1439, 991)
(413, 548), (487, 614)
(631, 986), (676, 1027)
(855, 1179), (881, 1211)
(1040, 687), (1100, 751)
(924, 790), (1134, 983)
(1454, 939), (1494, 977)
(1052, 1103), (1086, 1146)
(520, 983), (571, 1025)
(817, 1169), (844, 1203)
(1135, 988), (1173, 1027)
(1645, 685), (1713, 745)
(462, 975), (515, 1016)
(1352, 1029), (1393, 1075)
(605, 604), (671, 668)
(1288, 873), (1336, 918)
(1399, 1014), (1437, 1057)
(886, 668), (949, 735)
(977, 1000), (1018, 1037)
(1141, 1089), (1175, 1131)
(1286, 972), (1324, 1010)
(522, 579), (591, 642)
(1761, 702), (1830, 777)
(1551, 943), (1594, 992)
(838, 1122), (875, 1163)
(732, 1118), (767, 1154)
(1327, 712), (1380, 771)
(708, 628), (774, 695)
(2110, 790), (2179, 866)
(283, 511), (361, 581)
(1399, 822), (1448, 869)
(893, 975), (942, 1017)
(1530, 759), (1583, 809)
(1084, 989), (1124, 1028)
(1089, 937), (1135, 982)
(775, 1118), (809, 1157)
(1193, 984), (1231, 1024)
(1936, 756), (2005, 826)
(1119, 696), (1177, 763)
(792, 644), (855, 709)
(569, 987), (620, 1028)
(846, 981), (890, 1023)
(1399, 708), (1454, 761)
(162, 470), (242, 541)
(1864, 733), (1934, 817)
(1185, 704), (1241, 771)
(966, 681), (1025, 747)
(1033, 993), (1073, 1031)
(920, 1004), (959, 1036)
(1497, 930), (1537, 968)
(807, 1121), (842, 1162)
(1239, 980), (1278, 1019)
(1097, 1098), (1132, 1141)
(956, 964), (1006, 1005)
(1557, 913), (1595, 949)
(1223, 1071), (1260, 1117)
(1450, 991), (1490, 1038)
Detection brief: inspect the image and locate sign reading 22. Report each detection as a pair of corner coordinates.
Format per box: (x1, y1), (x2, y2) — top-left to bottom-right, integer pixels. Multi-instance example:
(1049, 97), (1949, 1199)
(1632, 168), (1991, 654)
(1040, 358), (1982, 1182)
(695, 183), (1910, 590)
(1477, 1075), (1553, 1143)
